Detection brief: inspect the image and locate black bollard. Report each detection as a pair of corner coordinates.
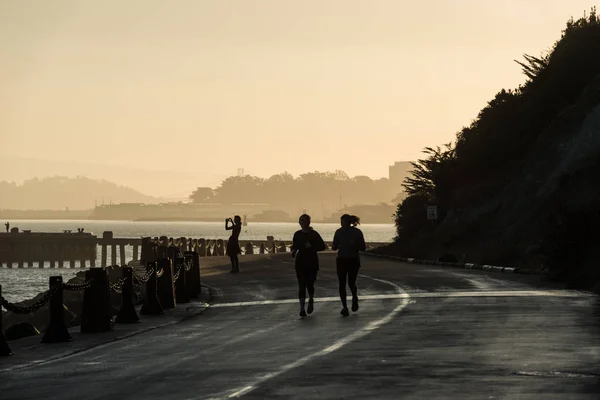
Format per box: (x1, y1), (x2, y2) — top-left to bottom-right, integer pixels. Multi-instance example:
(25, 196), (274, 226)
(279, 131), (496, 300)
(197, 239), (206, 257)
(115, 267), (140, 323)
(245, 242), (254, 255)
(184, 252), (201, 298)
(167, 245), (179, 263)
(140, 262), (163, 315)
(80, 268), (113, 333)
(0, 285), (13, 356)
(156, 258), (176, 309)
(41, 276), (72, 343)
(174, 257), (190, 303)
(140, 237), (154, 266)
(216, 239), (225, 256)
(157, 244), (168, 258)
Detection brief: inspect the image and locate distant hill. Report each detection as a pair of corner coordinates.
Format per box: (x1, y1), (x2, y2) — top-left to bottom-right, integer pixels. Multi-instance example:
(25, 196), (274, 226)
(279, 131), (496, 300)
(0, 156), (227, 198)
(0, 176), (160, 210)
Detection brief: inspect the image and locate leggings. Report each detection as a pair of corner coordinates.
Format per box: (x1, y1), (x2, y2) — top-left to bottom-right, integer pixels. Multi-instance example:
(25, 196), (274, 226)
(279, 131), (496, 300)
(336, 257), (360, 307)
(229, 254), (239, 271)
(296, 267), (318, 299)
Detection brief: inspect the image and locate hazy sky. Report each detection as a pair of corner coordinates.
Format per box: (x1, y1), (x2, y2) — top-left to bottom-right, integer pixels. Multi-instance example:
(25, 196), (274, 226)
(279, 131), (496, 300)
(0, 0), (595, 196)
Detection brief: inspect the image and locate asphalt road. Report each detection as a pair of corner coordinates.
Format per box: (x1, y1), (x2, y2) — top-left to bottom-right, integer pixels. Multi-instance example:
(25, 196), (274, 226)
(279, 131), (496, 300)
(0, 253), (598, 400)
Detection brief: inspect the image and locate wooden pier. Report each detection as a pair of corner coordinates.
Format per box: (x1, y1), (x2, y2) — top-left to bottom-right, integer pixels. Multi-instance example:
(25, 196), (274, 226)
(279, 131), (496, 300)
(0, 231), (389, 268)
(0, 231), (97, 268)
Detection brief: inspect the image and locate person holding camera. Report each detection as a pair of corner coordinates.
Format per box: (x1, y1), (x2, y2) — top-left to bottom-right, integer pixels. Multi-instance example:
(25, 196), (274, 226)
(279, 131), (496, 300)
(225, 215), (242, 273)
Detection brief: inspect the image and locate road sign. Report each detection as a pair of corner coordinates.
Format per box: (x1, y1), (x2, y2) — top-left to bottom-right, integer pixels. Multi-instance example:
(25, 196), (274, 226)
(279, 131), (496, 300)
(427, 206), (438, 220)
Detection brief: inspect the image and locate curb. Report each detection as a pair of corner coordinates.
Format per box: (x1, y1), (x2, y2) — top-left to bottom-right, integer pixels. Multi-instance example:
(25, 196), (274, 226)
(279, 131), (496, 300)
(362, 252), (537, 275)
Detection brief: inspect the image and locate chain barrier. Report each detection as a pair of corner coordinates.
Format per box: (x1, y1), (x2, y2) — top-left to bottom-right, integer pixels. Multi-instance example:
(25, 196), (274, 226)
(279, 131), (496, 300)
(173, 264), (183, 282)
(133, 268), (154, 284)
(63, 278), (96, 291)
(110, 277), (126, 294)
(0, 288), (57, 314)
(184, 259), (193, 272)
(156, 268), (164, 278)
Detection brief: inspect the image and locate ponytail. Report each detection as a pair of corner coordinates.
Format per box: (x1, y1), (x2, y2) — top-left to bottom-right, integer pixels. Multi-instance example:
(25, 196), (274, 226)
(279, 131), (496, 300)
(341, 214), (361, 227)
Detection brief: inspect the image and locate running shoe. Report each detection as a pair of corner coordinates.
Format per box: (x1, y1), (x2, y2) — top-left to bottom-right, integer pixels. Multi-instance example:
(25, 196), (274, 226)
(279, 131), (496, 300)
(352, 297), (359, 312)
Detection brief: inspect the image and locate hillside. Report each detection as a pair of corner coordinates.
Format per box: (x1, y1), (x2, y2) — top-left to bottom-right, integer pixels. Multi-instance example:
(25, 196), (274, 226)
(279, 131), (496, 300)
(381, 9), (600, 291)
(0, 176), (159, 210)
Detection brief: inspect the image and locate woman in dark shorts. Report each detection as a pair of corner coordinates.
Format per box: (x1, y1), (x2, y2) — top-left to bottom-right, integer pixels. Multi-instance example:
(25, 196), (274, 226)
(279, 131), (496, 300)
(332, 214), (366, 316)
(291, 214), (326, 317)
(225, 215), (242, 273)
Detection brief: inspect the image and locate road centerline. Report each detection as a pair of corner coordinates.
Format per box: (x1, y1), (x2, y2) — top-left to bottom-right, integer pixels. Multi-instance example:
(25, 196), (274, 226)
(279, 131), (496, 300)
(203, 274), (411, 400)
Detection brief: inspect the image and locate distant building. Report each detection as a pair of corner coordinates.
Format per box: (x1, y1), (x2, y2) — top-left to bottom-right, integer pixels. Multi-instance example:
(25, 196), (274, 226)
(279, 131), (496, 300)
(388, 161), (413, 189)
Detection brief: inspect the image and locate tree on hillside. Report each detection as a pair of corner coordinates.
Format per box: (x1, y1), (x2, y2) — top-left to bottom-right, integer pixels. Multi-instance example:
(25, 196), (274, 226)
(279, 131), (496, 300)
(212, 175), (265, 204)
(514, 54), (549, 81)
(394, 7), (600, 242)
(189, 187), (214, 203)
(402, 144), (455, 202)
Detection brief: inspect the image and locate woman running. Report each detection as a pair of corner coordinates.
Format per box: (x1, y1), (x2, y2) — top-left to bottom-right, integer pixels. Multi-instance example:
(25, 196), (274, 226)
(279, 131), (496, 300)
(225, 215), (242, 273)
(332, 214), (366, 316)
(291, 214), (326, 317)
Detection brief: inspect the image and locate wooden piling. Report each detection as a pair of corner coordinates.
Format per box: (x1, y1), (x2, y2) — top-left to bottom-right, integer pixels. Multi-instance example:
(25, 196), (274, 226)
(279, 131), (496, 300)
(101, 244), (107, 268)
(69, 248), (76, 268)
(102, 231), (113, 267)
(111, 244), (117, 266)
(132, 244), (139, 262)
(119, 244), (126, 266)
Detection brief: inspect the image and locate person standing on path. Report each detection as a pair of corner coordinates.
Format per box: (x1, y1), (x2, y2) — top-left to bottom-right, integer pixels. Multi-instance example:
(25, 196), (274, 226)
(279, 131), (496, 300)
(291, 214), (326, 317)
(225, 215), (242, 273)
(332, 214), (366, 317)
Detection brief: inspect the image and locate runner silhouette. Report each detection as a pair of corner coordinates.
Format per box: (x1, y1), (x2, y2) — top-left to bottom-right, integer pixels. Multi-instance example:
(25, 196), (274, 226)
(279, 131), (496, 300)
(291, 214), (326, 317)
(332, 214), (366, 316)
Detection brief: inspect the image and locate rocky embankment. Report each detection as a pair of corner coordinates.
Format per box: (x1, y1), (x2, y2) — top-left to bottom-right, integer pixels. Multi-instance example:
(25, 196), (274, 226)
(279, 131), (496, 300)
(1, 265), (145, 341)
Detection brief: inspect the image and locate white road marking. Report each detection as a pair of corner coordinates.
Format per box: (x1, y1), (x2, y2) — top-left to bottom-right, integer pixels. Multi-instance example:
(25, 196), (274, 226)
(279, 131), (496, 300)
(204, 274), (411, 400)
(209, 289), (594, 309)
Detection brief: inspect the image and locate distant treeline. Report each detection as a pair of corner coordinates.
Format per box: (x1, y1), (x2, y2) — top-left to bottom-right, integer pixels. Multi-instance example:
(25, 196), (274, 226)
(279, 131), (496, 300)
(189, 170), (409, 220)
